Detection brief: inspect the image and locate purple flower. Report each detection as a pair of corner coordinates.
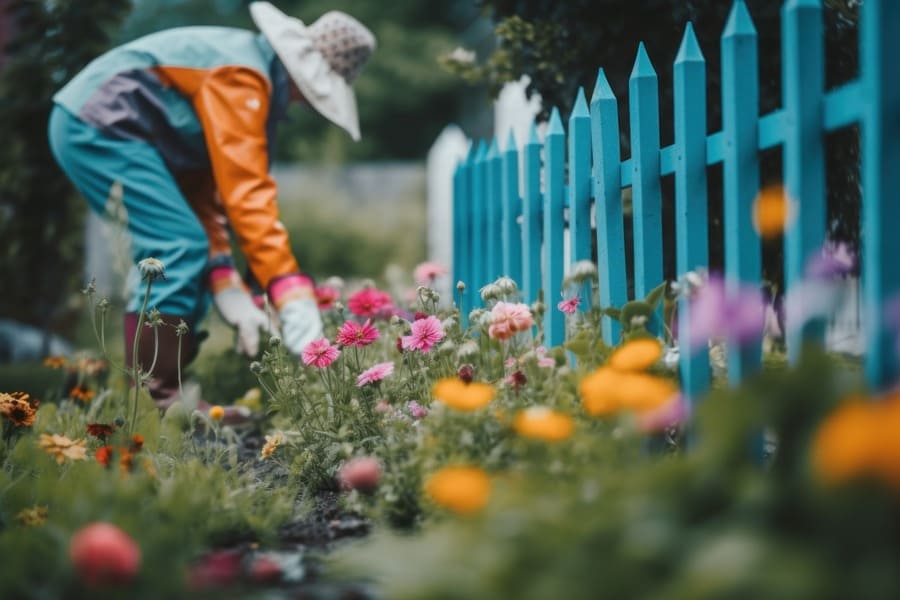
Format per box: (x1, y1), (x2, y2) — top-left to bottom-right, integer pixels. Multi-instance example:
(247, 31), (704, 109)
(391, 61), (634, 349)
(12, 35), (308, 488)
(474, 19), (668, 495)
(686, 274), (764, 353)
(805, 241), (856, 280)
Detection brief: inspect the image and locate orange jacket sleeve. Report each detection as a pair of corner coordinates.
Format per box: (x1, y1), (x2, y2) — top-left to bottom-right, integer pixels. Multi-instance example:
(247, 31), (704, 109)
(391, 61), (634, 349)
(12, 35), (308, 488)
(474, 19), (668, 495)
(192, 66), (300, 289)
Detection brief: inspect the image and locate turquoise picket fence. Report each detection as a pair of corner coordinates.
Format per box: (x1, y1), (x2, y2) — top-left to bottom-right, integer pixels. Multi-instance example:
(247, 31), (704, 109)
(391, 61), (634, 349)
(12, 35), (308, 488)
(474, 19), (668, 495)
(452, 0), (900, 403)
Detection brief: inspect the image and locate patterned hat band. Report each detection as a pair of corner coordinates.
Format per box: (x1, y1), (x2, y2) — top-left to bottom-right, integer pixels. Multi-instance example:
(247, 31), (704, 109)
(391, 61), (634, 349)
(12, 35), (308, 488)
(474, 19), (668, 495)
(307, 11), (376, 84)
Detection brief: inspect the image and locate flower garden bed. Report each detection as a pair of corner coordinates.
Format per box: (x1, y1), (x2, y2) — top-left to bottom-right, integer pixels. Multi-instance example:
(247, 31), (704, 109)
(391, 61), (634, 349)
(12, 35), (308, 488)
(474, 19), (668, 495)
(1, 258), (897, 599)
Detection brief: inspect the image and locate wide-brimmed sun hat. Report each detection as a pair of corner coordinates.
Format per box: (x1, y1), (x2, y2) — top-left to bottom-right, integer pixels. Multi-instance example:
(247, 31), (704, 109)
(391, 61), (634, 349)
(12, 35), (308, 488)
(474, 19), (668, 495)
(250, 1), (376, 141)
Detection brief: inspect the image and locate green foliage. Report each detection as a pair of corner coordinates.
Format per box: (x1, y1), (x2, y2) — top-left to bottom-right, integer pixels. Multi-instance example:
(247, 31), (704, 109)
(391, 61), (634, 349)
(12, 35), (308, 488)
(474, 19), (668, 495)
(0, 0), (132, 332)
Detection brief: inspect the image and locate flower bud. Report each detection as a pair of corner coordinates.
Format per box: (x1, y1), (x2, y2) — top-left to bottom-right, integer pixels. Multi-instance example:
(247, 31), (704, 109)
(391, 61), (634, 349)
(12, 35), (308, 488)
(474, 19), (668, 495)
(69, 522), (141, 586)
(457, 363), (474, 383)
(456, 280), (466, 292)
(338, 456), (382, 494)
(137, 257), (166, 282)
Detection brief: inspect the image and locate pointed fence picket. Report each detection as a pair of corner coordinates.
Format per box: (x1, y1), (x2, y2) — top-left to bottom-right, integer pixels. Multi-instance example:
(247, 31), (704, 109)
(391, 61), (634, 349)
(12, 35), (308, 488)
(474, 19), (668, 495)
(450, 0), (900, 400)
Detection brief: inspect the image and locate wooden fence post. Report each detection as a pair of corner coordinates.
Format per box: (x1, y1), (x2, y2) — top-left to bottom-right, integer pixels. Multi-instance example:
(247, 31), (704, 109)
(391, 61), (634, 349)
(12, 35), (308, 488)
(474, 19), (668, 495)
(674, 22), (712, 401)
(721, 0), (762, 384)
(590, 69), (627, 346)
(471, 140), (488, 298)
(783, 0), (826, 363)
(486, 138), (503, 284)
(568, 87), (593, 310)
(544, 108), (566, 347)
(861, 0), (900, 388)
(502, 130), (523, 288)
(522, 124), (543, 306)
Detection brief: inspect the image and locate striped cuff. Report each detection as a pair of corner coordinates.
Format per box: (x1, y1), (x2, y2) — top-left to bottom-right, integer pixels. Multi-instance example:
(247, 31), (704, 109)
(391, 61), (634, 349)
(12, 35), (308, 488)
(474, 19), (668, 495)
(269, 274), (315, 310)
(208, 266), (243, 294)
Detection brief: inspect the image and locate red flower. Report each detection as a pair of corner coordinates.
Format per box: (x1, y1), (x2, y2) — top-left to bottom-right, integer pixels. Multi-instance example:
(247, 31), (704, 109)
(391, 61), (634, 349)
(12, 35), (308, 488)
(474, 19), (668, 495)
(347, 288), (392, 317)
(86, 423), (115, 440)
(457, 364), (474, 383)
(129, 435), (144, 453)
(95, 446), (114, 467)
(339, 456), (382, 494)
(69, 523), (141, 586)
(314, 286), (340, 309)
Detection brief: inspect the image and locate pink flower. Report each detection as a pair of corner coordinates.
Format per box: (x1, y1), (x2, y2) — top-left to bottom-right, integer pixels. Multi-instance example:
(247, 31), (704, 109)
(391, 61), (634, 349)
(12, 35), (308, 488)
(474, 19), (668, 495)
(407, 400), (428, 420)
(401, 315), (445, 352)
(374, 400), (391, 413)
(558, 297), (580, 314)
(301, 338), (340, 368)
(414, 261), (449, 285)
(339, 456), (382, 493)
(504, 358), (518, 368)
(686, 275), (764, 352)
(336, 319), (380, 348)
(637, 393), (690, 433)
(69, 522), (141, 586)
(314, 286), (340, 309)
(488, 301), (534, 341)
(357, 361), (395, 386)
(347, 288), (393, 317)
(538, 357), (556, 368)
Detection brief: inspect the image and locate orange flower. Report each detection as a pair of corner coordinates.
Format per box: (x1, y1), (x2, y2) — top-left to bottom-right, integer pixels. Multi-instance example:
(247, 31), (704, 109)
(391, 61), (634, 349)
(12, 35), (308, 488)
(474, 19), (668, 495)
(812, 399), (881, 485)
(209, 406), (225, 421)
(43, 356), (67, 369)
(432, 378), (496, 411)
(752, 184), (794, 239)
(580, 368), (678, 417)
(260, 432), (282, 459)
(38, 434), (87, 464)
(69, 385), (95, 403)
(0, 392), (38, 427)
(513, 406), (574, 442)
(425, 466), (491, 515)
(129, 435), (144, 453)
(608, 339), (662, 372)
(95, 445), (114, 467)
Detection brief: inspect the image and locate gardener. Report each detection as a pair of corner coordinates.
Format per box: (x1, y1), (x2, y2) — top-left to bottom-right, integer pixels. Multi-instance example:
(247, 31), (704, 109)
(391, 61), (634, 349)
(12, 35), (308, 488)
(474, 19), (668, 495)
(48, 2), (376, 414)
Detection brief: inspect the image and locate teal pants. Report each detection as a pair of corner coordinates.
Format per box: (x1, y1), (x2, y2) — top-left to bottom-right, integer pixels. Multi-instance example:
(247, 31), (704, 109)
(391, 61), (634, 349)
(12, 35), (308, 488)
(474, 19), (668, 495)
(48, 105), (211, 324)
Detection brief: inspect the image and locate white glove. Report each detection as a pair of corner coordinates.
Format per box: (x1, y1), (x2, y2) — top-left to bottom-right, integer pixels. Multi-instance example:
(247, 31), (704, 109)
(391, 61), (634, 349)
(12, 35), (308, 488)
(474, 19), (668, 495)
(212, 287), (273, 356)
(279, 297), (323, 355)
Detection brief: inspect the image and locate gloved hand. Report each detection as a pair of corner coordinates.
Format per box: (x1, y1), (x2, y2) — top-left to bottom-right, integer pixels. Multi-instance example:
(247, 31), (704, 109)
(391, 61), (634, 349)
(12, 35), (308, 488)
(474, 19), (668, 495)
(279, 297), (323, 355)
(269, 273), (323, 355)
(209, 266), (273, 356)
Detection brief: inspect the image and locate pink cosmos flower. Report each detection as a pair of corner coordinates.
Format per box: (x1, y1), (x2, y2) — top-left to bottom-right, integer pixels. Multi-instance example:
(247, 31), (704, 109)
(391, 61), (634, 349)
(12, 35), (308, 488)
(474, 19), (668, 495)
(401, 315), (445, 352)
(336, 319), (380, 348)
(406, 400), (428, 420)
(488, 301), (534, 341)
(301, 338), (341, 368)
(414, 261), (449, 286)
(557, 296), (581, 314)
(347, 288), (393, 317)
(357, 361), (395, 387)
(314, 286), (340, 310)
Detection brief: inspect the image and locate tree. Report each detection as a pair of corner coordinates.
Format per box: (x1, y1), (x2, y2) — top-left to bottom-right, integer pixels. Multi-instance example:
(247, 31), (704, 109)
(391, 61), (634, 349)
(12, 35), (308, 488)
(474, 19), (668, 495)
(446, 0), (860, 285)
(0, 0), (132, 333)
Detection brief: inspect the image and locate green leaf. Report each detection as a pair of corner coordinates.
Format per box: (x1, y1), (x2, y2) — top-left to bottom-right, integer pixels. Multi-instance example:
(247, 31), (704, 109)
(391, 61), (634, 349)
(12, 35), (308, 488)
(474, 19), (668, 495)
(602, 307), (622, 322)
(644, 281), (668, 310)
(564, 330), (593, 358)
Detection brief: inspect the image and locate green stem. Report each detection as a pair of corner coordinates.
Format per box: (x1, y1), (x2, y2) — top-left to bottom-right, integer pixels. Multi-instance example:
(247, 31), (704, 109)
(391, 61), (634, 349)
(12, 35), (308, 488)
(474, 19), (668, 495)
(129, 279), (153, 437)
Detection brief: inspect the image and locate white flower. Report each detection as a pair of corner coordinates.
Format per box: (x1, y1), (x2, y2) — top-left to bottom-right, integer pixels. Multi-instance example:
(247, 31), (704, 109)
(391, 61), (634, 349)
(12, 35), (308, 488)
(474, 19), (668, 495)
(447, 46), (476, 65)
(137, 258), (166, 281)
(569, 260), (598, 283)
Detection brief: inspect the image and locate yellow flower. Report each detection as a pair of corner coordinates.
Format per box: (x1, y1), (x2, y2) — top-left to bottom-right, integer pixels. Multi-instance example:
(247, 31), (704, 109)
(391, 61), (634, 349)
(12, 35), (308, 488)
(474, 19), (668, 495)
(261, 432), (282, 459)
(209, 406), (225, 421)
(752, 184), (794, 239)
(580, 368), (678, 417)
(432, 378), (496, 411)
(608, 339), (662, 372)
(236, 387), (263, 411)
(0, 392), (38, 427)
(513, 406), (573, 442)
(812, 399), (880, 485)
(425, 466), (491, 515)
(580, 367), (626, 416)
(15, 505), (48, 526)
(38, 434), (87, 464)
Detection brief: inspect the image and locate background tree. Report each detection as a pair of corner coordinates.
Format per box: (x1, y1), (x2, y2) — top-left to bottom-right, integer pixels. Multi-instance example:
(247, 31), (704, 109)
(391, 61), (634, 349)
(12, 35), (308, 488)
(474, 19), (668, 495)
(119, 0), (486, 162)
(445, 0), (860, 287)
(0, 0), (131, 335)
